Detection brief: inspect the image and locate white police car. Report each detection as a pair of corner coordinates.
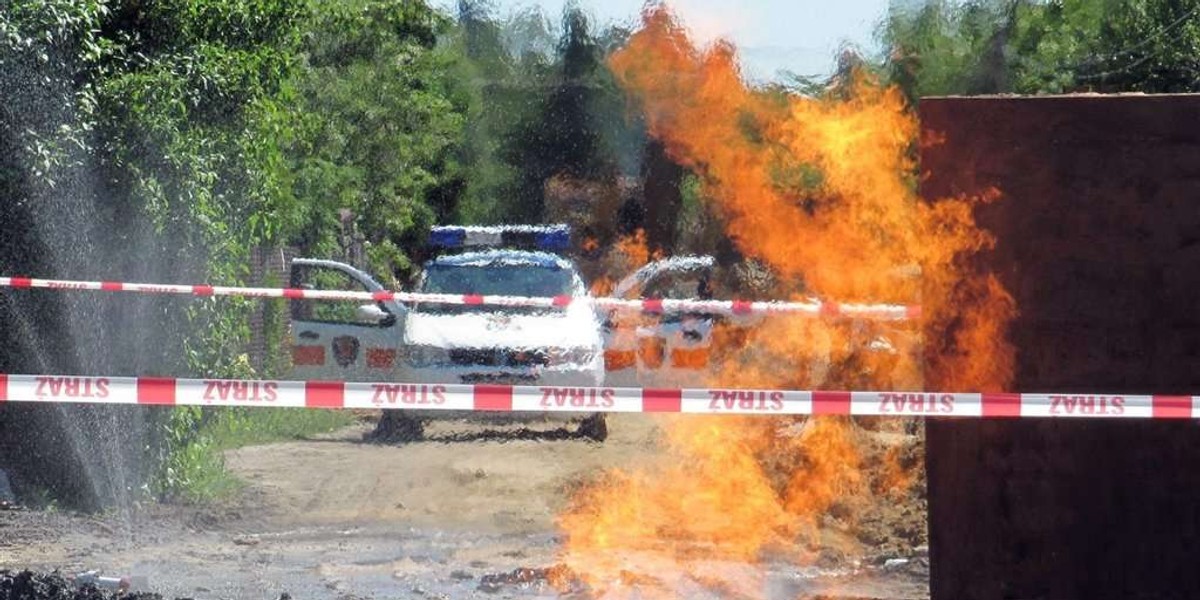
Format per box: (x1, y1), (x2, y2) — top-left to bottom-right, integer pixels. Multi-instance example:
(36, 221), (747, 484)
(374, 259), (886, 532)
(287, 225), (603, 389)
(402, 248), (604, 387)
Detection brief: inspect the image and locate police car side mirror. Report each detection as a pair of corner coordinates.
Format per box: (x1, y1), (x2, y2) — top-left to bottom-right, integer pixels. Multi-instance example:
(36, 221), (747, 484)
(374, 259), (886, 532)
(356, 303), (394, 326)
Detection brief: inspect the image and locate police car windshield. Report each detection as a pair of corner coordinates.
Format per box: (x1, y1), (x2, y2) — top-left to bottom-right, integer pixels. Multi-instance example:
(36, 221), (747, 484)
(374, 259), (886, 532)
(417, 262), (573, 314)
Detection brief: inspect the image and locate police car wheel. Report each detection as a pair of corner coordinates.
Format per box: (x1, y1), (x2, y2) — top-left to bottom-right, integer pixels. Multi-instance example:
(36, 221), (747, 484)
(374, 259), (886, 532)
(577, 413), (607, 442)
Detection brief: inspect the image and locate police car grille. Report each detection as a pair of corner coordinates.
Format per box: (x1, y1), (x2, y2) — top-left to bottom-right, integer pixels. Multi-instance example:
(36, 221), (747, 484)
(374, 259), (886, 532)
(448, 348), (549, 367)
(505, 349), (549, 367)
(449, 348), (497, 366)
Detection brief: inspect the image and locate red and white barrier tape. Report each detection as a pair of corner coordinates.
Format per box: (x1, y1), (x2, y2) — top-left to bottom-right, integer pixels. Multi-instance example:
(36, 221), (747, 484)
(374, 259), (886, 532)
(0, 276), (918, 320)
(1, 374), (1195, 418)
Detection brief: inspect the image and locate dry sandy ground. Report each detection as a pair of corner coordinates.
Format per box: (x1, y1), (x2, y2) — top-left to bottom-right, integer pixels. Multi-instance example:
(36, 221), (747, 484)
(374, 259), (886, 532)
(1, 414), (928, 599)
(228, 414), (661, 535)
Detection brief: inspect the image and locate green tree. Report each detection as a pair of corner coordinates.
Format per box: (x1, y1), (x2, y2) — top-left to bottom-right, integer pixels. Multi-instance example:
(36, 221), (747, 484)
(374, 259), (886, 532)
(497, 6), (623, 222)
(0, 0), (305, 378)
(268, 0), (465, 284)
(880, 0), (1200, 99)
(446, 4), (642, 226)
(1016, 0), (1200, 93)
(0, 0), (307, 508)
(443, 0), (536, 223)
(881, 0), (1020, 100)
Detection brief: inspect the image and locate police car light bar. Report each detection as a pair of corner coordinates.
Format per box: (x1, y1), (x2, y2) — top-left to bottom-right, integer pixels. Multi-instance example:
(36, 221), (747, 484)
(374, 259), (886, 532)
(429, 225), (571, 252)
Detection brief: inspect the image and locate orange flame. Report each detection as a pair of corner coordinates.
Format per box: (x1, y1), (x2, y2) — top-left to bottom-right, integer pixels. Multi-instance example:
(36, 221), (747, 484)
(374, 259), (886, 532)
(557, 6), (1014, 594)
(589, 229), (658, 296)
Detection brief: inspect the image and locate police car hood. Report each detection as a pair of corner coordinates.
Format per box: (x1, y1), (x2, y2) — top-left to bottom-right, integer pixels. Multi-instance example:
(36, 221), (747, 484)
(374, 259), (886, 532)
(404, 303), (600, 349)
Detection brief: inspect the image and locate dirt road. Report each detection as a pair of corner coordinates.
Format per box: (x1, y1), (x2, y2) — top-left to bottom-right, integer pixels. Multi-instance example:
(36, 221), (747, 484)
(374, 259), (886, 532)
(1, 414), (928, 599)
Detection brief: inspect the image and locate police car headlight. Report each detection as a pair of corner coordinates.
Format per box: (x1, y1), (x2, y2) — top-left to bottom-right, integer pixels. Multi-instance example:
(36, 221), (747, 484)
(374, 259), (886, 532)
(549, 346), (595, 366)
(405, 345), (449, 367)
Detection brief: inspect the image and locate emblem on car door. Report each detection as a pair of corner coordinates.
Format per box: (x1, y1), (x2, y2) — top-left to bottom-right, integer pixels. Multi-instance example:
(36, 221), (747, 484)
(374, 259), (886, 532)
(332, 336), (360, 368)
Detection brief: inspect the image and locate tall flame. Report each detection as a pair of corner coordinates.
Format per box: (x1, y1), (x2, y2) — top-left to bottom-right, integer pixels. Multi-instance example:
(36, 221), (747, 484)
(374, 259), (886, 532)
(557, 6), (1014, 594)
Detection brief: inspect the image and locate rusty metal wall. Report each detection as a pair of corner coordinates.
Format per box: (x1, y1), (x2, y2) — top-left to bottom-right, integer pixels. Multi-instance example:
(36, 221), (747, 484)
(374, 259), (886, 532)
(921, 95), (1200, 599)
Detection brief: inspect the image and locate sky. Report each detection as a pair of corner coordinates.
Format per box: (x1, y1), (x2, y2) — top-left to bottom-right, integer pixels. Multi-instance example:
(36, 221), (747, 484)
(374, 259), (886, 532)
(447, 0), (892, 81)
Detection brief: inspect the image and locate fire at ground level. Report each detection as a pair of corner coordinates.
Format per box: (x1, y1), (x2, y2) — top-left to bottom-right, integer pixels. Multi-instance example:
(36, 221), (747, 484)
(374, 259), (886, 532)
(1, 414), (928, 599)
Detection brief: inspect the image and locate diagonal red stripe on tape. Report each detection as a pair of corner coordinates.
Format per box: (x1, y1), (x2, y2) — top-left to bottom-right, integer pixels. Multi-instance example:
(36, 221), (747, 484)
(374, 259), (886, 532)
(282, 288), (305, 299)
(731, 300), (753, 315)
(552, 295), (572, 307)
(0, 374), (7, 401)
(372, 291), (392, 302)
(137, 377), (176, 405)
(305, 381), (344, 408)
(642, 388), (681, 412)
(463, 294), (484, 306)
(474, 385), (512, 411)
(101, 281), (123, 292)
(1153, 395), (1192, 419)
(642, 299), (664, 314)
(813, 391), (850, 414)
(982, 392), (1022, 417)
(193, 285), (215, 296)
(10, 277), (32, 288)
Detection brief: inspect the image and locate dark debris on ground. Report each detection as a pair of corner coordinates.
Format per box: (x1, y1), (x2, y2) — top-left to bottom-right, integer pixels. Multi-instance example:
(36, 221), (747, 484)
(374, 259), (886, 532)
(0, 571), (164, 600)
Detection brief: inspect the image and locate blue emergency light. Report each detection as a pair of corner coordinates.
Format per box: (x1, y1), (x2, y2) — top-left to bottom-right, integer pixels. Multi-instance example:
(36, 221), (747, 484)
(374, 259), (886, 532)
(428, 227), (466, 248)
(428, 225), (571, 252)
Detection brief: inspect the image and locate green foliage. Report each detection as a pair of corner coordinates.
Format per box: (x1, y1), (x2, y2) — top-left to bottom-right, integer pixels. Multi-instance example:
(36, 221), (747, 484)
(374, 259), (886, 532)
(258, 273), (292, 378)
(446, 3), (551, 223)
(1, 0), (656, 507)
(93, 0), (304, 244)
(142, 0), (463, 500)
(881, 1), (1015, 97)
(495, 6), (623, 222)
(447, 2), (642, 224)
(202, 407), (356, 451)
(1024, 0), (1200, 93)
(0, 1), (109, 190)
(1, 0), (310, 504)
(673, 172), (724, 254)
(880, 0), (1200, 98)
(155, 405), (353, 502)
(1, 0), (474, 505)
(153, 406), (237, 502)
(267, 0), (464, 284)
